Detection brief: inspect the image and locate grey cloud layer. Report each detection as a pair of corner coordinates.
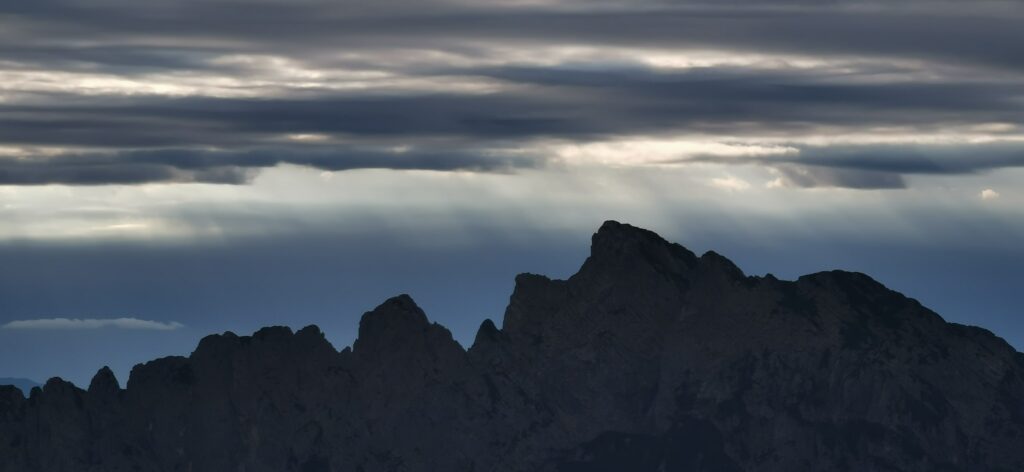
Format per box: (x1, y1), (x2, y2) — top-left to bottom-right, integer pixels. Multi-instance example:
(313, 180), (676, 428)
(683, 143), (1024, 189)
(5, 67), (1021, 143)
(0, 147), (542, 185)
(2, 0), (1023, 186)
(5, 2), (1024, 70)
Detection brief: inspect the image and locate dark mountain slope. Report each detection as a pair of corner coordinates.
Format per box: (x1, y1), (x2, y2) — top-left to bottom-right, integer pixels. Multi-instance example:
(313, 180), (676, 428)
(1, 221), (1021, 471)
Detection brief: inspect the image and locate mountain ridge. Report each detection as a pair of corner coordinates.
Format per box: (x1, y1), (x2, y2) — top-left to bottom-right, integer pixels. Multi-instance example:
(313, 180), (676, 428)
(1, 221), (1022, 471)
(0, 379), (40, 397)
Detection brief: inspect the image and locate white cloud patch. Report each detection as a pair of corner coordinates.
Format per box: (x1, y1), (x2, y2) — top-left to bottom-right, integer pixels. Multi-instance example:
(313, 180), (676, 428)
(1, 317), (184, 331)
(710, 176), (752, 191)
(981, 188), (1000, 200)
(548, 138), (796, 166)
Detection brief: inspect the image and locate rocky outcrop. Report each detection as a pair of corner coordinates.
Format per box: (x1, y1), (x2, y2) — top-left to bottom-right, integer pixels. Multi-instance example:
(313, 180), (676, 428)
(1, 221), (1022, 471)
(0, 379), (40, 397)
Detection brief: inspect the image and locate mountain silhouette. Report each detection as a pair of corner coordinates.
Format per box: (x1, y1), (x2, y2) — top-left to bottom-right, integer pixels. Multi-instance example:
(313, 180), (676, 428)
(0, 379), (39, 397)
(1, 221), (1022, 471)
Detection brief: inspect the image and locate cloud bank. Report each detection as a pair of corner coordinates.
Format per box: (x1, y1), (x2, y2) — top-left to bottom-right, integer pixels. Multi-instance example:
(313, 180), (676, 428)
(0, 0), (1022, 188)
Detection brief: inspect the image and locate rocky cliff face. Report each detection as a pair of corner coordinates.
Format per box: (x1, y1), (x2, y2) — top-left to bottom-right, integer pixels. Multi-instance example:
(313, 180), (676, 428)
(2, 221), (1022, 471)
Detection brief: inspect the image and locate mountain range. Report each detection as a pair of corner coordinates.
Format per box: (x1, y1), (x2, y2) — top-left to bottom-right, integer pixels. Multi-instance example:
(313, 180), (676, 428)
(1, 221), (1022, 471)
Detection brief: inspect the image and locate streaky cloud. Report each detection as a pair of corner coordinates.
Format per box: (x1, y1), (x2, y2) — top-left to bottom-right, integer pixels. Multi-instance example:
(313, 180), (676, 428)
(0, 146), (544, 185)
(680, 142), (1024, 189)
(1, 1), (1023, 189)
(2, 317), (185, 331)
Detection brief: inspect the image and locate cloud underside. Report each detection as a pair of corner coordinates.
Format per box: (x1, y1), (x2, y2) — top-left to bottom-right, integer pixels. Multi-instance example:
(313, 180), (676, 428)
(1, 1), (1024, 188)
(1, 318), (184, 331)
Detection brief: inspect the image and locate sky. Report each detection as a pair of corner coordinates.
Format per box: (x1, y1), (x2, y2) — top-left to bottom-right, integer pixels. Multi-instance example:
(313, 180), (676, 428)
(1, 0), (1022, 387)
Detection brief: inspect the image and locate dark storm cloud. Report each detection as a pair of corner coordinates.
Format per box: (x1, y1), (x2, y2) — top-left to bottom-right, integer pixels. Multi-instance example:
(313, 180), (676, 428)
(0, 147), (542, 185)
(3, 68), (1022, 146)
(464, 66), (1024, 124)
(2, 0), (1024, 187)
(3, 2), (1024, 72)
(2, 64), (1023, 185)
(782, 144), (1024, 176)
(0, 93), (601, 148)
(682, 142), (1024, 189)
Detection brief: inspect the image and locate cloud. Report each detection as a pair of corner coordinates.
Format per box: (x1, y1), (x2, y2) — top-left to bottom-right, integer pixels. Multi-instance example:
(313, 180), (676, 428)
(4, 1), (1024, 73)
(680, 142), (1024, 189)
(1, 317), (184, 331)
(981, 188), (1000, 200)
(1, 67), (1022, 186)
(0, 147), (544, 185)
(769, 165), (907, 190)
(710, 176), (751, 191)
(5, 68), (1021, 149)
(1, 1), (1023, 187)
(780, 144), (1024, 176)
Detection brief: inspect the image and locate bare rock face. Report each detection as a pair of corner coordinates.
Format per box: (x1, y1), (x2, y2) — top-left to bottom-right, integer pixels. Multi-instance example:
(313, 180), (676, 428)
(1, 221), (1022, 471)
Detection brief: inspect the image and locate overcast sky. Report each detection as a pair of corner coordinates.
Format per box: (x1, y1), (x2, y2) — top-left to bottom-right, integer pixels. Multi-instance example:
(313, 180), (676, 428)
(1, 0), (1022, 387)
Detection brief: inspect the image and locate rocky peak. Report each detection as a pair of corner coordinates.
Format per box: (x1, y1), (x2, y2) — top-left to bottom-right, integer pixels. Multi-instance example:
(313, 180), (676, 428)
(353, 294), (431, 353)
(0, 379), (40, 397)
(575, 221), (698, 294)
(192, 331), (242, 361)
(697, 250), (747, 281)
(87, 366), (120, 397)
(501, 273), (567, 340)
(250, 325), (298, 344)
(473, 318), (502, 346)
(125, 356), (193, 393)
(41, 377), (78, 396)
(469, 318), (508, 364)
(592, 220), (658, 248)
(31, 378), (85, 417)
(588, 221), (697, 265)
(352, 294), (464, 369)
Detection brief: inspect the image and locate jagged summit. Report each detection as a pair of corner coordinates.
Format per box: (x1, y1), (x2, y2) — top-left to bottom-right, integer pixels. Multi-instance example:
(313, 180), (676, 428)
(584, 220), (698, 272)
(1, 222), (1022, 472)
(471, 318), (499, 345)
(592, 219), (666, 246)
(87, 366), (120, 395)
(353, 294), (460, 357)
(357, 294), (430, 340)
